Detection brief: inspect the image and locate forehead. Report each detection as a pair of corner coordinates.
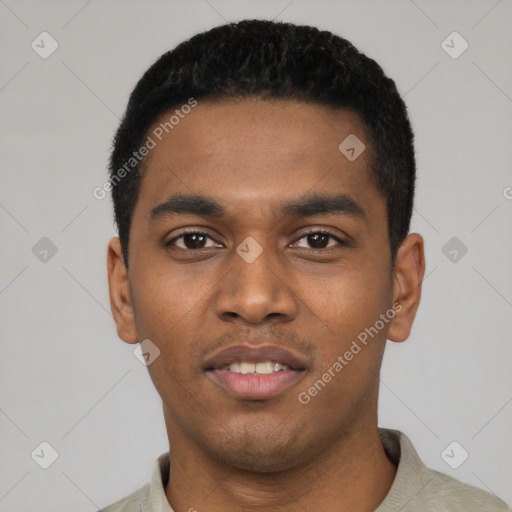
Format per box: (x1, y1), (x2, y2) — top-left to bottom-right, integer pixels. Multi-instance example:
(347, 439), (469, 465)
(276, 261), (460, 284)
(134, 98), (381, 221)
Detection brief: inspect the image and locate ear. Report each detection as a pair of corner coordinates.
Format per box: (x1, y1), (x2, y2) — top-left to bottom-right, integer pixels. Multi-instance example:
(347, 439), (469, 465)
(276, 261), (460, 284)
(107, 237), (139, 344)
(387, 233), (425, 343)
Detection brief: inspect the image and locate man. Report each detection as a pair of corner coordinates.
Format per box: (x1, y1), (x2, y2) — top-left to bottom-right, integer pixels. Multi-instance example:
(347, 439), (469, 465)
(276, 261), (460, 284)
(100, 19), (509, 512)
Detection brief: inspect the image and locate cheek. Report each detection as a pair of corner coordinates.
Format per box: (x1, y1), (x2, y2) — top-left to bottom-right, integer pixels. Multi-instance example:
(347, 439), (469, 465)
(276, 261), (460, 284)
(295, 269), (390, 422)
(129, 264), (205, 354)
(303, 265), (392, 343)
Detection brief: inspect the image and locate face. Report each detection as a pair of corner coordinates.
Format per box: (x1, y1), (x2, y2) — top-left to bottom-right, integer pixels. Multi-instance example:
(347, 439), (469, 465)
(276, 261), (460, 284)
(108, 98), (424, 473)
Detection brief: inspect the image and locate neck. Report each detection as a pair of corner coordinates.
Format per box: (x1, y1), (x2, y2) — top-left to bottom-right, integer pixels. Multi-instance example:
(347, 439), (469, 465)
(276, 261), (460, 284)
(164, 409), (396, 512)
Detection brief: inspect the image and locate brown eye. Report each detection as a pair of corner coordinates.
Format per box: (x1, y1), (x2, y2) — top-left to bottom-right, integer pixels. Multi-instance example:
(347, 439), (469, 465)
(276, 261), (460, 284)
(294, 230), (344, 250)
(167, 232), (221, 250)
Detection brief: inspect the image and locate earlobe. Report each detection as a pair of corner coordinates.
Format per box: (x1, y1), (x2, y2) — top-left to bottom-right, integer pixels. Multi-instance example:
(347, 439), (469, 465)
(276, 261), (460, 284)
(387, 233), (425, 343)
(107, 237), (139, 344)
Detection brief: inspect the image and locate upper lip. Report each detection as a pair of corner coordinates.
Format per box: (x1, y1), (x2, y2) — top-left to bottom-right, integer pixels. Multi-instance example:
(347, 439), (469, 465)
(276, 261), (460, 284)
(203, 344), (308, 371)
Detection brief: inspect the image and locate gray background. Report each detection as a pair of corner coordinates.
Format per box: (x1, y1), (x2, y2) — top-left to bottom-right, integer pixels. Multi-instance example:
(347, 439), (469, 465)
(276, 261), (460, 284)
(1, 0), (511, 510)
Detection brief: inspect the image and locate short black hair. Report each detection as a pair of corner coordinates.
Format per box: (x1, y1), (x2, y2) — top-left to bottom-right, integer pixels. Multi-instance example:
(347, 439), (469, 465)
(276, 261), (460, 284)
(110, 19), (415, 267)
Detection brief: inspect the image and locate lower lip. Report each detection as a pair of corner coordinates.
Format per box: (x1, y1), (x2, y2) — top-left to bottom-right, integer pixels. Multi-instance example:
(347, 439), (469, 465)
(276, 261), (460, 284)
(206, 369), (305, 400)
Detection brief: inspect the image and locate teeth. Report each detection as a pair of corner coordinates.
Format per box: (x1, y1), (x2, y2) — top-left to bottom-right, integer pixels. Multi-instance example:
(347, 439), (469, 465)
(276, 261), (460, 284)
(228, 361), (241, 373)
(239, 362), (256, 374)
(255, 361), (274, 375)
(222, 360), (291, 374)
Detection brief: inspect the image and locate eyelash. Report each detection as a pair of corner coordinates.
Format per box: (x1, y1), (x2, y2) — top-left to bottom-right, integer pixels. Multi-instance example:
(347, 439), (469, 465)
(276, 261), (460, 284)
(166, 228), (346, 251)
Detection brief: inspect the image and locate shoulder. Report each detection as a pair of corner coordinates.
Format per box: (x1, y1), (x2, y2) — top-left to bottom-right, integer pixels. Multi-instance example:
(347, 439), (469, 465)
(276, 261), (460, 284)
(378, 429), (510, 512)
(97, 451), (171, 511)
(98, 484), (148, 511)
(415, 468), (510, 511)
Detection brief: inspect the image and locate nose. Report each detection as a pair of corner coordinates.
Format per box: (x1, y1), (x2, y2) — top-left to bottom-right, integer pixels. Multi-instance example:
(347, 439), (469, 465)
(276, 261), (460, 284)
(214, 240), (299, 325)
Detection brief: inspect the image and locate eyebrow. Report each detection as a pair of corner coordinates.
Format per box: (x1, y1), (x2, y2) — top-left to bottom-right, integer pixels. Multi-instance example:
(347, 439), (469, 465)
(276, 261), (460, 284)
(149, 192), (367, 223)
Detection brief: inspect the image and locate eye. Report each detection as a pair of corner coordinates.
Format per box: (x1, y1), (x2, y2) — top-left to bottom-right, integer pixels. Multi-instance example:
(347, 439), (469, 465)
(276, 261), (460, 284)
(166, 231), (222, 250)
(293, 230), (345, 250)
(165, 229), (346, 251)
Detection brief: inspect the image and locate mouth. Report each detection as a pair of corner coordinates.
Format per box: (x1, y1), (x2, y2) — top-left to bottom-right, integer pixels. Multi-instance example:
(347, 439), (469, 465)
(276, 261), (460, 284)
(203, 344), (307, 400)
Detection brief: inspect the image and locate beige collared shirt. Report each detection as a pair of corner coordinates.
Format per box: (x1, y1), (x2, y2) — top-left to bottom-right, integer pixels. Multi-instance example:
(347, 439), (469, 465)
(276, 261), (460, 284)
(99, 428), (510, 511)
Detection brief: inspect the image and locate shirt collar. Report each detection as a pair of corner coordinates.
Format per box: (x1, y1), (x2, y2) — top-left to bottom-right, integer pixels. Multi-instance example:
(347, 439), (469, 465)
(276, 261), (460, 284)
(376, 428), (439, 511)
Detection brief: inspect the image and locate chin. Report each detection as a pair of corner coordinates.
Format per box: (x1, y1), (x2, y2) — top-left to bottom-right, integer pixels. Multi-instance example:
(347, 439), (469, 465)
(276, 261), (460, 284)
(217, 447), (303, 474)
(205, 427), (310, 474)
